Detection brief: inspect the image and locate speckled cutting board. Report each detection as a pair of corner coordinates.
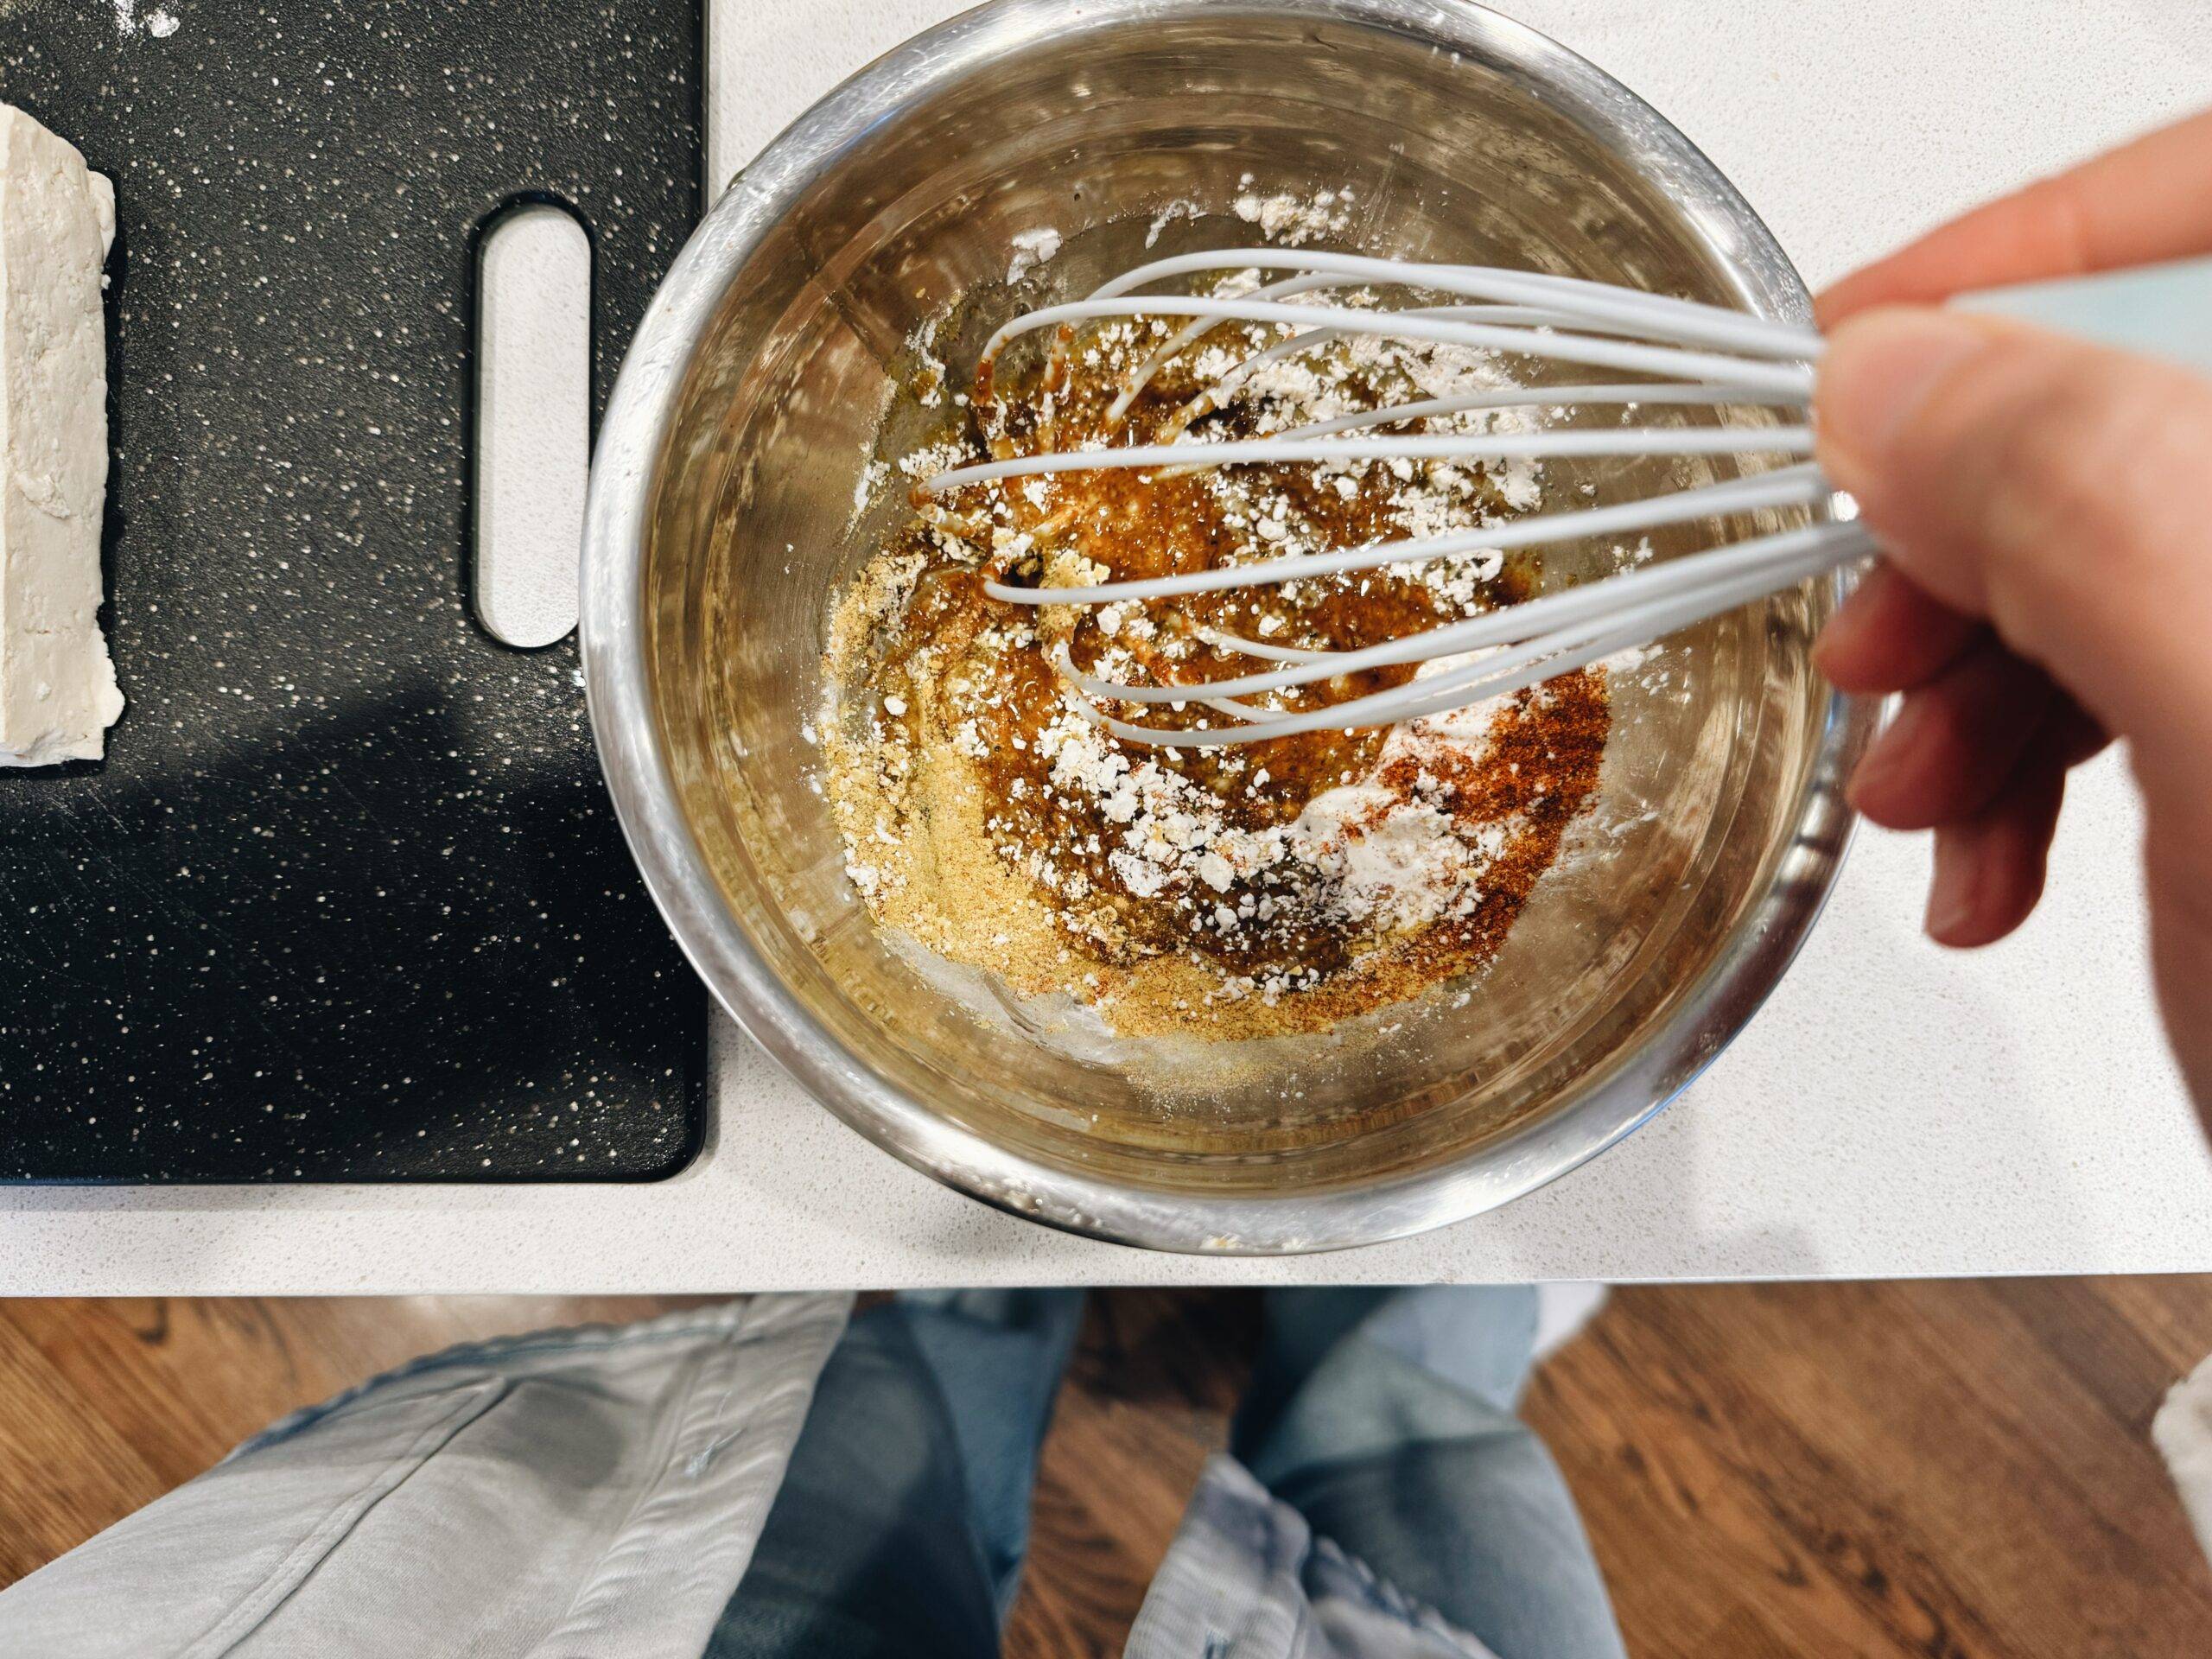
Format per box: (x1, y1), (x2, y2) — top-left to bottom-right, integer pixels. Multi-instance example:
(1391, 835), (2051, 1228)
(0, 2), (705, 1179)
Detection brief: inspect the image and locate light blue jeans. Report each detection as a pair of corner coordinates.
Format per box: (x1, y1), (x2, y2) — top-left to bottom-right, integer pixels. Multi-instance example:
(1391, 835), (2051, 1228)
(708, 1287), (1625, 1659)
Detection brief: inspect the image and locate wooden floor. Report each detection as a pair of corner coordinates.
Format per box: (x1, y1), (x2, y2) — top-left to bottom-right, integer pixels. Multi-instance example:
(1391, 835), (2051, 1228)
(1, 1281), (2208, 1656)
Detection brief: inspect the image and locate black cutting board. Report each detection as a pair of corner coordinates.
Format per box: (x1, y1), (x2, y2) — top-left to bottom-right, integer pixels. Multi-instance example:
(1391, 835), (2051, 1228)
(0, 1), (706, 1179)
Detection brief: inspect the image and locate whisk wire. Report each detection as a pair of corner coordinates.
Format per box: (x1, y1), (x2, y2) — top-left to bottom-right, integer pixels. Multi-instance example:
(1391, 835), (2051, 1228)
(1076, 250), (1825, 359)
(1070, 524), (1872, 749)
(981, 462), (1830, 606)
(942, 250), (1855, 746)
(1062, 516), (1866, 708)
(931, 424), (1814, 499)
(969, 296), (1816, 402)
(1274, 382), (1802, 442)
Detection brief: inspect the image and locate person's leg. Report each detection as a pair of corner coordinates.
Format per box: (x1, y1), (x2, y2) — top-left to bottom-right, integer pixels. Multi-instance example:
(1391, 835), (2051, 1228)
(1230, 1286), (1626, 1659)
(708, 1288), (1084, 1659)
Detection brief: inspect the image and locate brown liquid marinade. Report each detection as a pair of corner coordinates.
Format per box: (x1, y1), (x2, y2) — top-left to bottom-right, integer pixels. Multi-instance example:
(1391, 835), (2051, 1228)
(818, 283), (1609, 1039)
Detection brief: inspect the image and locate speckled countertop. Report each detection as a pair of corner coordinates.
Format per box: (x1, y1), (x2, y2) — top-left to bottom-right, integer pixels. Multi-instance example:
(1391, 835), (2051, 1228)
(5, 0), (2209, 1293)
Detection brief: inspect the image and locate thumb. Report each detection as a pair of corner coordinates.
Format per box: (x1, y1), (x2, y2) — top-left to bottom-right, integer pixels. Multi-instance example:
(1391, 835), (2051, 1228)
(1815, 306), (2212, 783)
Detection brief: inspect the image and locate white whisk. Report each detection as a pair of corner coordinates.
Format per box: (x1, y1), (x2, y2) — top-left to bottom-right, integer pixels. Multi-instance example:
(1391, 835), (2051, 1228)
(915, 248), (1857, 747)
(916, 245), (2211, 748)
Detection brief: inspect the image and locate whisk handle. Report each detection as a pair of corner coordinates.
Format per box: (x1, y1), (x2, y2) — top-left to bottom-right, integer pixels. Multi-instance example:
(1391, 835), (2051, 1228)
(1953, 254), (2212, 379)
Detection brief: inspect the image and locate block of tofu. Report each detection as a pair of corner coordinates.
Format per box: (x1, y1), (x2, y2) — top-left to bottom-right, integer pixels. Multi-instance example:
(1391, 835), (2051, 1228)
(0, 104), (121, 767)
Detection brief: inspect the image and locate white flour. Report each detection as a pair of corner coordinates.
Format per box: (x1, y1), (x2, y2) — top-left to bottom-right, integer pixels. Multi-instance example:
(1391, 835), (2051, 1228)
(1192, 296), (1542, 613)
(1006, 227), (1062, 283)
(1145, 200), (1203, 247)
(1232, 185), (1354, 246)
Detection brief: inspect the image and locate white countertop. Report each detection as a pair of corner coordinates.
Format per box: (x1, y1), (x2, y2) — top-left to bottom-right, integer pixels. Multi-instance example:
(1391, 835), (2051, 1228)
(7, 0), (2209, 1294)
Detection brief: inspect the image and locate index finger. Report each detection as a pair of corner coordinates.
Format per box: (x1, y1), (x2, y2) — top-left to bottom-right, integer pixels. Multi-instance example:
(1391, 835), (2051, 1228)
(1818, 105), (2212, 327)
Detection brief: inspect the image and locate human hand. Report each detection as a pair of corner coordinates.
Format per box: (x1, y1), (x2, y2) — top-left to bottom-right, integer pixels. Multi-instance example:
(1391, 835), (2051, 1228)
(1812, 106), (2212, 1116)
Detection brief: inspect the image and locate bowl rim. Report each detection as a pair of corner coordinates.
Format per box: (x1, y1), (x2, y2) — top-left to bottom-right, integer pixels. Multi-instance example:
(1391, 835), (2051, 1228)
(580, 0), (1877, 1255)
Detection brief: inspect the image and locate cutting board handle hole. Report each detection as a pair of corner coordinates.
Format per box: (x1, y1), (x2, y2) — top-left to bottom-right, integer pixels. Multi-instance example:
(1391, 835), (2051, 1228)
(471, 200), (594, 650)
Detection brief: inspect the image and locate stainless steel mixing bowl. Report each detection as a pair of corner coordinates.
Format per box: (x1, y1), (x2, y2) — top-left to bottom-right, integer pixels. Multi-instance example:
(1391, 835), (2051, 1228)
(581, 0), (1875, 1252)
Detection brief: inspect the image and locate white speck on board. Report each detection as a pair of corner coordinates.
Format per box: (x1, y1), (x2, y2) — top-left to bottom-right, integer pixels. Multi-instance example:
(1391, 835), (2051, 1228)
(112, 2), (181, 37)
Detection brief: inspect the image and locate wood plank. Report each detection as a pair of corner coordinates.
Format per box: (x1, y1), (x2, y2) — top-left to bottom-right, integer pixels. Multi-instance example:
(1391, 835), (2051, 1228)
(1732, 1280), (2212, 1648)
(1526, 1290), (1970, 1658)
(0, 1310), (169, 1586)
(2085, 1275), (2212, 1380)
(1525, 1281), (2212, 1659)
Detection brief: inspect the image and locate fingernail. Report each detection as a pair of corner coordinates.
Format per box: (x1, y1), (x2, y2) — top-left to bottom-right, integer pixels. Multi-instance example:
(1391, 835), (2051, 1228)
(1816, 309), (1991, 499)
(1810, 562), (1885, 675)
(1843, 745), (1887, 813)
(1925, 831), (1978, 944)
(1845, 696), (1922, 814)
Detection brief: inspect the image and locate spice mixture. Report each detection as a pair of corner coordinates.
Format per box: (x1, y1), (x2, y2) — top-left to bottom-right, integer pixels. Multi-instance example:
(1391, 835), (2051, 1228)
(816, 251), (1611, 1040)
